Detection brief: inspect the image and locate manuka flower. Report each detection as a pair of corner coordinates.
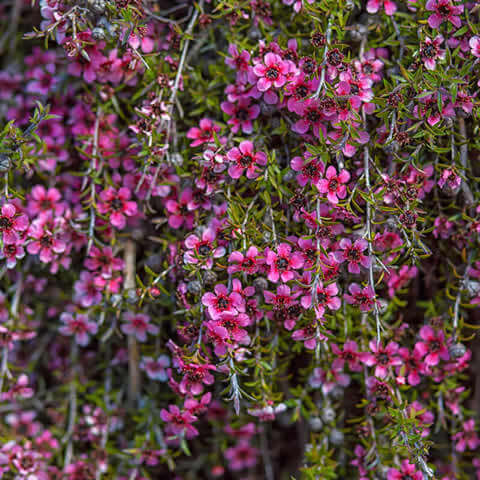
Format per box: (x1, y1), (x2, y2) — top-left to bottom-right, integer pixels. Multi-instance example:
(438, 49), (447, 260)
(265, 243), (304, 283)
(59, 312), (98, 346)
(226, 141), (267, 179)
(317, 166), (350, 204)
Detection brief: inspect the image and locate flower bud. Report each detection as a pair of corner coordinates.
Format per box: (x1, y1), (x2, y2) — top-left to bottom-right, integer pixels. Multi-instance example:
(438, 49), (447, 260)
(253, 277), (269, 294)
(322, 407), (335, 424)
(0, 154), (11, 172)
(187, 280), (202, 295)
(449, 343), (467, 359)
(202, 270), (217, 286)
(309, 416), (323, 431)
(330, 429), (344, 445)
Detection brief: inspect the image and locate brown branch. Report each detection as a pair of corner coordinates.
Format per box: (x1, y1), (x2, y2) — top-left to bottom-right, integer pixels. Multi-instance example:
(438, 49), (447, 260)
(124, 239), (140, 408)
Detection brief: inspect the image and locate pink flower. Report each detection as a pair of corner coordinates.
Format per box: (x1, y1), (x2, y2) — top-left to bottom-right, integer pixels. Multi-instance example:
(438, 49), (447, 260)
(226, 141), (267, 179)
(84, 246), (124, 277)
(73, 271), (102, 307)
(59, 312), (98, 346)
(97, 187), (138, 230)
(227, 246), (262, 275)
(0, 242), (25, 269)
(160, 404), (198, 439)
(265, 243), (304, 283)
(344, 283), (376, 312)
(331, 340), (363, 372)
(0, 203), (28, 244)
(420, 36), (445, 70)
(224, 441), (258, 471)
(184, 228), (226, 269)
(426, 0), (463, 29)
(165, 188), (195, 229)
(302, 281), (341, 318)
(27, 215), (66, 263)
(202, 284), (245, 320)
(253, 52), (293, 92)
(292, 322), (321, 350)
(317, 166), (350, 204)
(186, 118), (222, 147)
(28, 185), (64, 216)
(335, 238), (371, 274)
(179, 361), (216, 395)
(361, 340), (402, 378)
(290, 151), (325, 187)
(121, 313), (159, 342)
(140, 355), (170, 381)
(387, 459), (423, 480)
(366, 0), (397, 15)
(396, 347), (423, 386)
(469, 36), (480, 58)
(213, 312), (251, 344)
(2, 374), (34, 401)
(453, 419), (480, 452)
(414, 325), (449, 366)
(221, 97), (260, 134)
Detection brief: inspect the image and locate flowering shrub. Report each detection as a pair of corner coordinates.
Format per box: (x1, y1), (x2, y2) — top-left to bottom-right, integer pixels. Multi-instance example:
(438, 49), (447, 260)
(1, 0), (480, 478)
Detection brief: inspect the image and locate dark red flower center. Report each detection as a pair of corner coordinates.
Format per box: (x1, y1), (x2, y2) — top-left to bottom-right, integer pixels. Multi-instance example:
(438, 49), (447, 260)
(276, 257), (289, 270)
(0, 216), (12, 230)
(266, 67), (279, 80)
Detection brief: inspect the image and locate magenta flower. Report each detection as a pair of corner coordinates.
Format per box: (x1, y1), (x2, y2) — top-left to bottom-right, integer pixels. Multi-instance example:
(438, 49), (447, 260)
(453, 419), (480, 452)
(225, 43), (251, 81)
(165, 188), (195, 229)
(121, 312), (159, 342)
(331, 340), (363, 372)
(387, 460), (423, 480)
(28, 185), (64, 216)
(265, 243), (304, 283)
(414, 325), (449, 366)
(426, 0), (463, 29)
(344, 283), (376, 312)
(84, 245), (124, 277)
(317, 166), (350, 204)
(1, 374), (34, 401)
(97, 187), (138, 230)
(202, 284), (245, 320)
(0, 243), (25, 269)
(179, 361), (216, 395)
(420, 36), (445, 70)
(59, 312), (98, 346)
(290, 152), (325, 187)
(226, 141), (267, 179)
(140, 355), (170, 381)
(186, 118), (222, 147)
(160, 404), (198, 439)
(469, 36), (480, 58)
(253, 52), (292, 92)
(361, 340), (401, 378)
(227, 246), (262, 275)
(292, 323), (319, 350)
(302, 281), (341, 318)
(0, 203), (28, 244)
(225, 441), (258, 471)
(215, 313), (251, 344)
(27, 216), (66, 263)
(221, 97), (260, 134)
(335, 238), (371, 274)
(366, 0), (397, 15)
(73, 271), (102, 307)
(396, 347), (423, 386)
(184, 227), (226, 269)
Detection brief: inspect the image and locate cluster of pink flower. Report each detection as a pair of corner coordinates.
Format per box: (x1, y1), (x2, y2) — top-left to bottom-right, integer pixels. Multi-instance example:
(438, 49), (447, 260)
(0, 0), (479, 478)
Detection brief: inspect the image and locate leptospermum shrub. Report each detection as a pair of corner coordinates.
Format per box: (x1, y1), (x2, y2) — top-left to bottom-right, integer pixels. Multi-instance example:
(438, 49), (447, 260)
(1, 0), (480, 478)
